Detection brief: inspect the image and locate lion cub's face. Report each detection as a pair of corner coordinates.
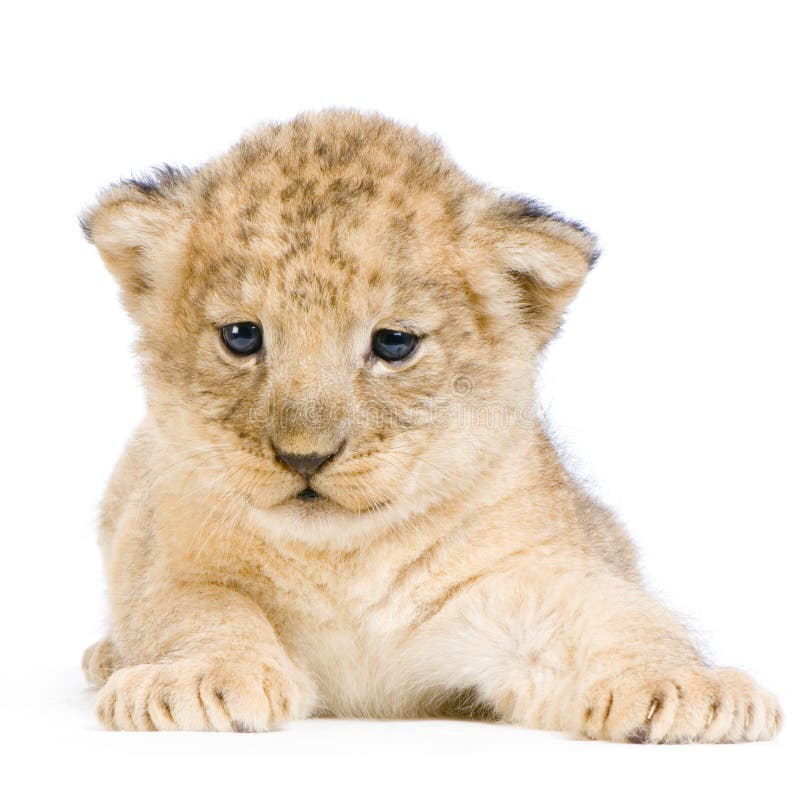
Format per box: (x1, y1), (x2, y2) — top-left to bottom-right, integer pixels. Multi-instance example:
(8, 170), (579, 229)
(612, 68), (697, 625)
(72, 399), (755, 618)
(84, 111), (596, 544)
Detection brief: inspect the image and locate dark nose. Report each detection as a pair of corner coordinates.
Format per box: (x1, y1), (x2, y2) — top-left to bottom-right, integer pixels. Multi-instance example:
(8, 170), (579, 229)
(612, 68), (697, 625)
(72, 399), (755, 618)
(274, 445), (342, 478)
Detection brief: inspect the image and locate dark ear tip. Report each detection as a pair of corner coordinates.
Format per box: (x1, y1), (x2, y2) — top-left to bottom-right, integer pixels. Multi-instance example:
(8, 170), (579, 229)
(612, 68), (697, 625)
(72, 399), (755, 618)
(79, 163), (191, 248)
(501, 193), (599, 266)
(122, 163), (193, 198)
(505, 193), (590, 230)
(78, 211), (93, 243)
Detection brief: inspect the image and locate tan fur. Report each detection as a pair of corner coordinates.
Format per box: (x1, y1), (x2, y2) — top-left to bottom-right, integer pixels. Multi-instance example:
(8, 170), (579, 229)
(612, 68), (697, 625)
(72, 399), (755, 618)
(81, 110), (781, 741)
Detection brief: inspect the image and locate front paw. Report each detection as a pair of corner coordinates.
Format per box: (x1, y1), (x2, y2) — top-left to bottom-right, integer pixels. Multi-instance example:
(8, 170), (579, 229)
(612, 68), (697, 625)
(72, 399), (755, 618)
(579, 665), (782, 743)
(96, 657), (310, 732)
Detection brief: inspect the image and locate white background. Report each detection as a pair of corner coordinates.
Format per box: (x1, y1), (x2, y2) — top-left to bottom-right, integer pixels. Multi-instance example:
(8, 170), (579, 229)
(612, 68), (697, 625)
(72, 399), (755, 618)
(2, 1), (797, 797)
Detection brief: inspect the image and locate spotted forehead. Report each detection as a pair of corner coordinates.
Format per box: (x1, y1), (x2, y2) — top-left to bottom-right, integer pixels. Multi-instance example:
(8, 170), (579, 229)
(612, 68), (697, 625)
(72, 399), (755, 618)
(197, 248), (452, 331)
(187, 118), (476, 318)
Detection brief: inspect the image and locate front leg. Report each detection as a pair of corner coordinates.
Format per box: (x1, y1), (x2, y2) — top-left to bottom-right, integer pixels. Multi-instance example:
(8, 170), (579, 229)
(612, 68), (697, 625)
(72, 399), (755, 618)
(417, 566), (781, 743)
(95, 582), (317, 731)
(564, 573), (782, 743)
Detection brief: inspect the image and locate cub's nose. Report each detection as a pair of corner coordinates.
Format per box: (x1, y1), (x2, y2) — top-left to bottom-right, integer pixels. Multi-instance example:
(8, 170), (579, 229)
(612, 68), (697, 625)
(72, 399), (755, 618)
(273, 445), (342, 477)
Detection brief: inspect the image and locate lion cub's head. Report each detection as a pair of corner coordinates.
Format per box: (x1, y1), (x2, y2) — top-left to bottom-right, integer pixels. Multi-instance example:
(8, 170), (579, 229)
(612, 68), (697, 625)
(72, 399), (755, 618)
(83, 110), (596, 545)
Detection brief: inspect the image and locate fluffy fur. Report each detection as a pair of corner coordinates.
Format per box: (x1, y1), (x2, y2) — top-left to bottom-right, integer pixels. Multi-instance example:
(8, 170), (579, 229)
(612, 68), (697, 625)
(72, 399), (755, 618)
(81, 110), (781, 742)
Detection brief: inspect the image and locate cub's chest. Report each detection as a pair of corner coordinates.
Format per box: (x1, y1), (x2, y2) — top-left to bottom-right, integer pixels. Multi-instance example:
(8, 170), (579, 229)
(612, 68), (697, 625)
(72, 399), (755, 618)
(252, 555), (425, 711)
(257, 551), (416, 632)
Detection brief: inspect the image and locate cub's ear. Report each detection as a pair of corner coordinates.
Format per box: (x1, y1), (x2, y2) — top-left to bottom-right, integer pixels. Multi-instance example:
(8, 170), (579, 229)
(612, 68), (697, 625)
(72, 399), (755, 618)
(80, 166), (190, 310)
(479, 196), (599, 342)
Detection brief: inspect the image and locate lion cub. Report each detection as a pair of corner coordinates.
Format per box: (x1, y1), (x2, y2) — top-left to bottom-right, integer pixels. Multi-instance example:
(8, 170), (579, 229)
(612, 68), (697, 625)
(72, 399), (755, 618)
(81, 110), (780, 742)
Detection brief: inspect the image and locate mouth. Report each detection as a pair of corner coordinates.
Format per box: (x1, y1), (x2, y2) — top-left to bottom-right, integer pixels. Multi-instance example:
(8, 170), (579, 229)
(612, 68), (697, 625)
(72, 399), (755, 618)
(279, 485), (392, 514)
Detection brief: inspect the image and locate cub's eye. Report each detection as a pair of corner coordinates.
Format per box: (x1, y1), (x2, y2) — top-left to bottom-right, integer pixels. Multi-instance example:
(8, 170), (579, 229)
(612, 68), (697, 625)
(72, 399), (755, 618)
(371, 329), (419, 362)
(220, 322), (263, 356)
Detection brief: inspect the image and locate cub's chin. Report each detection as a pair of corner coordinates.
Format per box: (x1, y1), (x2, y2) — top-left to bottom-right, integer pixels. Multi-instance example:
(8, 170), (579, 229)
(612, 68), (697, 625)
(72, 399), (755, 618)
(247, 483), (406, 548)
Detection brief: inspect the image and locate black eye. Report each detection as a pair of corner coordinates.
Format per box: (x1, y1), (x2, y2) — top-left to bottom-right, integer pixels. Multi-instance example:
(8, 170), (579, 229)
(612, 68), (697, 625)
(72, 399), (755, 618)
(220, 322), (263, 356)
(371, 329), (419, 362)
